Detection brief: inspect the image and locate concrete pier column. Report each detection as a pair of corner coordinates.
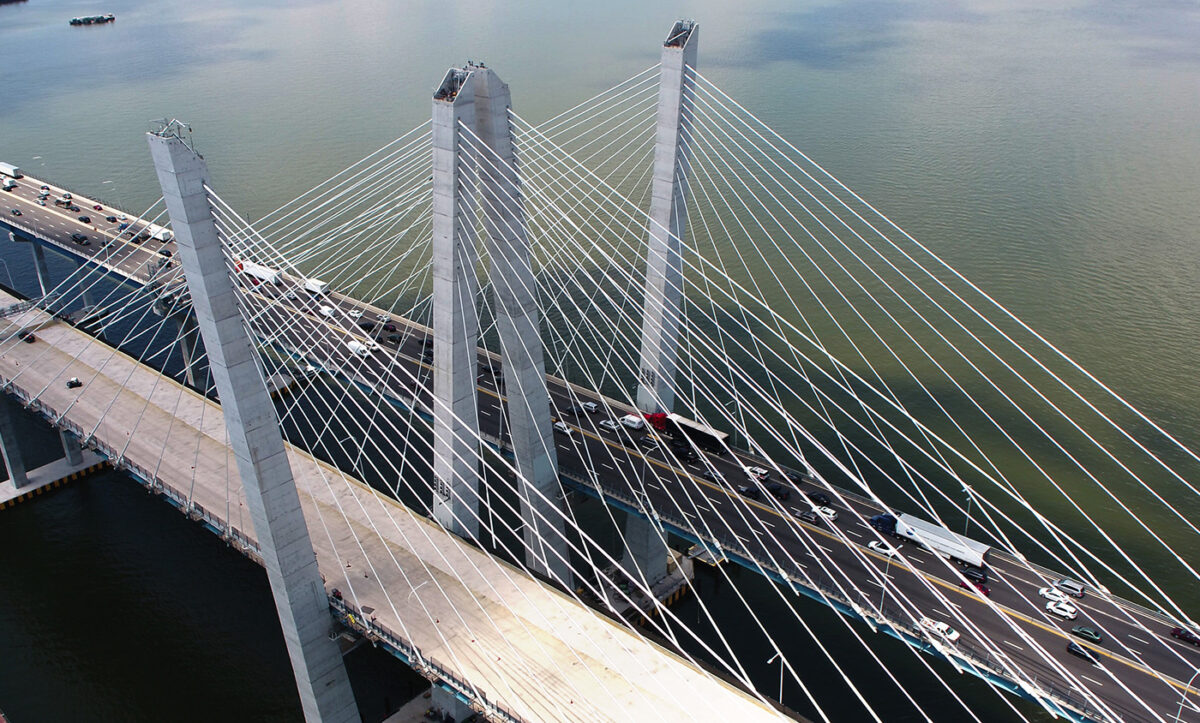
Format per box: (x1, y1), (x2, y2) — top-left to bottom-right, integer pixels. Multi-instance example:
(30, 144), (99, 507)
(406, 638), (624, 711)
(148, 122), (359, 723)
(430, 685), (473, 722)
(0, 399), (30, 489)
(31, 243), (51, 298)
(74, 258), (96, 308)
(430, 68), (483, 541)
(173, 311), (200, 388)
(59, 429), (83, 466)
(636, 20), (699, 415)
(620, 513), (668, 585)
(471, 64), (570, 584)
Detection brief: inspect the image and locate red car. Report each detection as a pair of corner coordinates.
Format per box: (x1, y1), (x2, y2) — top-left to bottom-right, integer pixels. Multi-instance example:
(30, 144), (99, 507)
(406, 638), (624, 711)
(959, 581), (991, 597)
(92, 204), (103, 211)
(1172, 627), (1200, 647)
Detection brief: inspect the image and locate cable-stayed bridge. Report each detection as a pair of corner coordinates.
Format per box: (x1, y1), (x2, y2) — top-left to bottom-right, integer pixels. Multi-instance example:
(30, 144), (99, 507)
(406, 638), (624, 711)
(1, 20), (1198, 723)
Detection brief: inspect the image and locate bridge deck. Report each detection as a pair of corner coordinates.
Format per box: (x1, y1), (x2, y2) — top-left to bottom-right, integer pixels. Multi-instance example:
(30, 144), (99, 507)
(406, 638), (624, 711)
(0, 290), (776, 722)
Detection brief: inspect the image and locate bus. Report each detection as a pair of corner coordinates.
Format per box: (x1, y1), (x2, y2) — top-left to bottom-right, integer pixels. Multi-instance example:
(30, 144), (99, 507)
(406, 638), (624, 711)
(666, 412), (729, 455)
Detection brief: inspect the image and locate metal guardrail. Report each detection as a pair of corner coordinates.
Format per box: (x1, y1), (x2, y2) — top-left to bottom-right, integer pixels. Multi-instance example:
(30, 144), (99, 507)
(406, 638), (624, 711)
(328, 597), (527, 723)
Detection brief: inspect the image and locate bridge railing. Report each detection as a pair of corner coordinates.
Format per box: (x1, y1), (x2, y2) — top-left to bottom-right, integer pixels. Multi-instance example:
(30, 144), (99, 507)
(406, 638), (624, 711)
(327, 596), (527, 723)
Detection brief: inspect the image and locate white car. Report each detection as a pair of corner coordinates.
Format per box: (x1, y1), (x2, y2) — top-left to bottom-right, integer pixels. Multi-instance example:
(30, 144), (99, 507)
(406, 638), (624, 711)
(745, 466), (770, 480)
(598, 419), (619, 432)
(349, 309), (364, 319)
(552, 420), (573, 437)
(319, 305), (335, 318)
(918, 617), (960, 643)
(580, 401), (599, 414)
(868, 540), (900, 558)
(376, 313), (390, 322)
(1038, 586), (1070, 604)
(815, 506), (838, 522)
(1045, 600), (1079, 620)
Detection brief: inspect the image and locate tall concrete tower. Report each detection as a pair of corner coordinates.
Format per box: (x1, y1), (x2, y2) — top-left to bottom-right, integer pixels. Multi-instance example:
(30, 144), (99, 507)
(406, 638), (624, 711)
(147, 122), (359, 723)
(636, 20), (698, 415)
(430, 65), (569, 583)
(430, 68), (484, 543)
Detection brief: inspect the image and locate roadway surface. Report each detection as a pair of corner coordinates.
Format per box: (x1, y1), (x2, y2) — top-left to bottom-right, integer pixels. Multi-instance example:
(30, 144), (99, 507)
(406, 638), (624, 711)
(4, 174), (1199, 722)
(0, 287), (778, 723)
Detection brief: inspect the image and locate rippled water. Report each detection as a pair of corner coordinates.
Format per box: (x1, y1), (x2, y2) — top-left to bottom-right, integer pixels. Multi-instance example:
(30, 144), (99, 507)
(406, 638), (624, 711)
(2, 0), (1198, 720)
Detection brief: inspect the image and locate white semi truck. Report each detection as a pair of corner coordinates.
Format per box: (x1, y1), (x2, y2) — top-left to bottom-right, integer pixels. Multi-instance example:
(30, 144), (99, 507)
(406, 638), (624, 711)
(240, 260), (282, 285)
(869, 512), (990, 568)
(0, 163), (23, 179)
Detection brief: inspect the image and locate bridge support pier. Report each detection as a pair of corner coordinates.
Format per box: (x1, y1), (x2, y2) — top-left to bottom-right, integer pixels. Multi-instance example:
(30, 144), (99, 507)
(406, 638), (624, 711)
(59, 429), (83, 466)
(73, 257), (96, 308)
(622, 21), (699, 587)
(430, 68), (483, 542)
(31, 243), (51, 298)
(148, 123), (360, 723)
(0, 397), (30, 489)
(471, 64), (570, 584)
(636, 20), (699, 415)
(620, 514), (668, 585)
(172, 311), (200, 388)
(429, 685), (473, 722)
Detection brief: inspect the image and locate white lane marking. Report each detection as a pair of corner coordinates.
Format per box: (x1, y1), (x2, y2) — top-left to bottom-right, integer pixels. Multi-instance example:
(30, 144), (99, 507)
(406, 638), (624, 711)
(817, 544), (833, 554)
(845, 529), (862, 538)
(761, 519), (774, 528)
(682, 511), (696, 519)
(600, 463), (614, 470)
(1079, 675), (1104, 688)
(1002, 640), (1023, 651)
(734, 533), (749, 543)
(1126, 634), (1150, 645)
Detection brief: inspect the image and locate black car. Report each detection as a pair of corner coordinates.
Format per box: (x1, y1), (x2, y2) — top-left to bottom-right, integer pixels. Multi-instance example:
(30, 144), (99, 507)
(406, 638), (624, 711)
(1066, 642), (1100, 665)
(735, 484), (760, 501)
(105, 215), (117, 223)
(69, 206), (80, 212)
(40, 185), (49, 191)
(1171, 627), (1200, 647)
(71, 233), (89, 245)
(804, 490), (831, 506)
(636, 434), (658, 449)
(700, 469), (722, 484)
(765, 482), (791, 501)
(78, 215), (91, 224)
(9, 208), (20, 216)
(358, 321), (376, 331)
(66, 377), (83, 389)
(158, 249), (172, 257)
(783, 470), (803, 485)
(383, 323), (397, 332)
(677, 449), (699, 464)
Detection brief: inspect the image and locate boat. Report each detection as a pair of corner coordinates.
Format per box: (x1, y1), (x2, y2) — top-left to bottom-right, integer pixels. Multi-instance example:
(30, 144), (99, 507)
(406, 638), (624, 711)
(69, 14), (115, 26)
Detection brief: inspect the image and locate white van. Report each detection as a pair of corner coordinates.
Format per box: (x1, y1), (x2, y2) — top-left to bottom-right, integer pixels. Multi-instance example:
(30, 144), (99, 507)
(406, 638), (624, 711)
(619, 414), (645, 430)
(303, 278), (328, 295)
(346, 340), (372, 357)
(1054, 578), (1086, 598)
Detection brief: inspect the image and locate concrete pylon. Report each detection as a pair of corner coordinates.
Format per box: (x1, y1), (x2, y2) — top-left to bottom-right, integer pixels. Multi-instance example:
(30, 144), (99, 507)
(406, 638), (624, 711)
(0, 398), (29, 489)
(31, 243), (51, 298)
(147, 124), (359, 723)
(173, 311), (201, 388)
(623, 22), (699, 587)
(636, 20), (698, 415)
(59, 429), (83, 466)
(470, 64), (570, 583)
(431, 69), (483, 541)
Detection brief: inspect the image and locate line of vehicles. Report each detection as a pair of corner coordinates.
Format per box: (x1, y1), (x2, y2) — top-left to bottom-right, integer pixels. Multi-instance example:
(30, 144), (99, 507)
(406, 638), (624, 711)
(45, 225), (1199, 680)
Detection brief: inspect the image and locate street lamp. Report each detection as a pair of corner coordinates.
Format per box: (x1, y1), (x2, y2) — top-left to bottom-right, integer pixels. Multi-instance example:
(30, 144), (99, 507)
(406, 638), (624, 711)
(767, 651), (784, 705)
(1177, 667), (1200, 722)
(962, 485), (973, 536)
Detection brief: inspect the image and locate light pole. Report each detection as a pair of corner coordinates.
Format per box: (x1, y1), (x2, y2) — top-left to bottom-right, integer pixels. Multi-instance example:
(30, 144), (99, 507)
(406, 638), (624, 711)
(337, 434), (364, 479)
(1177, 667), (1200, 722)
(767, 651), (784, 705)
(962, 485), (973, 536)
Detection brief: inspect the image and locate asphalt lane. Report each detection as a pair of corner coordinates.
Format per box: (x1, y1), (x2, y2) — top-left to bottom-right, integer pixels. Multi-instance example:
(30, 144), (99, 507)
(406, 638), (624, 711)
(4, 173), (1198, 721)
